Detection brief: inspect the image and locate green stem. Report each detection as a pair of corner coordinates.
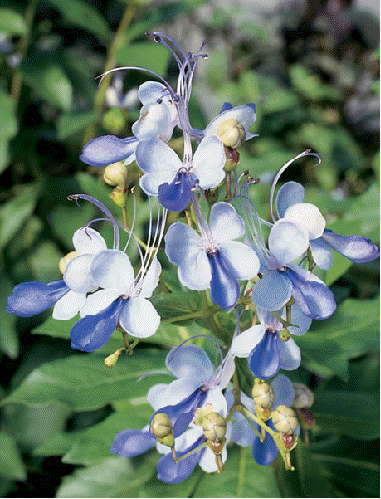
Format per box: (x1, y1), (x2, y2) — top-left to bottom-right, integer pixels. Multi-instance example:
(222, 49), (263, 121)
(11, 0), (38, 104)
(163, 311), (205, 324)
(173, 441), (208, 462)
(83, 0), (139, 145)
(241, 407), (277, 439)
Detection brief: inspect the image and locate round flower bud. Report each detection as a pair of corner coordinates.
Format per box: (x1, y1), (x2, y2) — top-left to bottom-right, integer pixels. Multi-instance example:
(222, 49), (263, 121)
(202, 412), (227, 443)
(59, 251), (78, 275)
(217, 119), (246, 149)
(284, 203), (326, 240)
(252, 380), (275, 409)
(292, 383), (314, 409)
(104, 162), (128, 189)
(272, 405), (299, 434)
(150, 413), (173, 439)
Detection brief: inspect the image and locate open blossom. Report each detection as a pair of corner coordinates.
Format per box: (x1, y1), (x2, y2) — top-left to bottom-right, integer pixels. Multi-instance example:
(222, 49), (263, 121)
(231, 306), (311, 379)
(275, 181), (380, 269)
(111, 344), (234, 483)
(165, 201), (260, 309)
(6, 227), (106, 320)
(70, 251), (162, 352)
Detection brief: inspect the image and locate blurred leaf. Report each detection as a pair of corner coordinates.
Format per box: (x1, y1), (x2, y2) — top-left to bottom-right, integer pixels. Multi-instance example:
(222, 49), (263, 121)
(0, 274), (19, 358)
(22, 56), (73, 111)
(34, 432), (77, 457)
(61, 400), (153, 465)
(3, 350), (168, 411)
(56, 454), (157, 498)
(116, 42), (170, 78)
(0, 89), (18, 174)
(290, 65), (343, 101)
(46, 0), (111, 43)
(58, 111), (99, 139)
(313, 391), (379, 439)
(32, 316), (77, 340)
(0, 183), (41, 250)
(151, 291), (202, 324)
(0, 8), (27, 34)
(49, 202), (96, 248)
(0, 432), (26, 481)
(28, 241), (63, 282)
(193, 446), (280, 497)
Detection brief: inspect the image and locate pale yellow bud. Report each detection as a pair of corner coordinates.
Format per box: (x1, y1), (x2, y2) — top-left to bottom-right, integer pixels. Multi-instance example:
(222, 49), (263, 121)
(150, 413), (174, 447)
(252, 380), (275, 409)
(217, 119), (246, 149)
(272, 405), (298, 434)
(104, 352), (119, 367)
(292, 383), (314, 409)
(110, 186), (126, 207)
(202, 412), (227, 443)
(59, 251), (78, 275)
(104, 162), (128, 189)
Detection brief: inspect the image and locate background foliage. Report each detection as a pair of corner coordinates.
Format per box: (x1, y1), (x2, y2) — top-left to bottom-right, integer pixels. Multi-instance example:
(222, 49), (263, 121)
(0, 0), (379, 497)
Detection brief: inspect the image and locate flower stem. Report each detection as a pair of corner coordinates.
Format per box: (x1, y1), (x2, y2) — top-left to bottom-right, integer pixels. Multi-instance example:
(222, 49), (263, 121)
(173, 441), (208, 462)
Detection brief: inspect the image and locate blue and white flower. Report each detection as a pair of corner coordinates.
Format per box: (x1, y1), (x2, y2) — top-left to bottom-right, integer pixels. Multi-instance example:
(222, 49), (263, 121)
(7, 227), (107, 320)
(165, 201), (260, 309)
(231, 306), (311, 379)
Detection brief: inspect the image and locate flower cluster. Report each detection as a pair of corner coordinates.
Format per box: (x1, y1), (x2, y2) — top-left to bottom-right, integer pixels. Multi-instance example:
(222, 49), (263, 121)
(6, 32), (379, 483)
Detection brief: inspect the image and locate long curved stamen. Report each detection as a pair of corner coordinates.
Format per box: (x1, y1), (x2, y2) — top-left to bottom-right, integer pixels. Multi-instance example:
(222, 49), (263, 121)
(146, 31), (188, 66)
(269, 150), (321, 222)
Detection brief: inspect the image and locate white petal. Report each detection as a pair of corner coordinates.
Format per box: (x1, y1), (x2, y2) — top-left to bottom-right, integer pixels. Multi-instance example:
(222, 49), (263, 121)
(90, 250), (134, 292)
(193, 136), (226, 189)
(204, 388), (228, 417)
(275, 181), (305, 218)
(140, 257), (161, 298)
(153, 377), (201, 410)
(119, 297), (160, 338)
(178, 249), (211, 290)
(209, 202), (245, 243)
(139, 170), (176, 197)
(231, 325), (266, 357)
(64, 254), (95, 293)
(310, 237), (332, 270)
(72, 227), (107, 255)
(204, 104), (256, 137)
(279, 338), (300, 371)
(132, 103), (173, 142)
(52, 290), (85, 320)
(135, 138), (181, 174)
(218, 241), (260, 280)
(285, 203), (326, 240)
(269, 219), (309, 265)
(164, 222), (202, 267)
(138, 81), (167, 104)
(80, 289), (120, 317)
(147, 383), (171, 410)
(199, 445), (227, 472)
(166, 344), (213, 381)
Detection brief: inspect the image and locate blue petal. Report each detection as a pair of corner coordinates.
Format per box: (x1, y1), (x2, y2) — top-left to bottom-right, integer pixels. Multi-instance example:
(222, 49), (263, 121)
(309, 237), (332, 270)
(275, 182), (305, 218)
(322, 229), (380, 264)
(158, 171), (197, 212)
(251, 270), (292, 311)
(286, 268), (336, 320)
(248, 331), (281, 380)
(80, 135), (137, 167)
(150, 389), (207, 438)
(7, 281), (69, 317)
(111, 429), (156, 457)
(252, 419), (279, 466)
(157, 436), (205, 484)
(208, 252), (240, 310)
(70, 298), (124, 352)
(220, 102), (233, 113)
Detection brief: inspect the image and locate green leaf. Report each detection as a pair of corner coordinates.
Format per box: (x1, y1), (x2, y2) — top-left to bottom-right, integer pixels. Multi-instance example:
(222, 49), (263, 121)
(61, 400), (153, 465)
(46, 0), (111, 43)
(3, 350), (168, 411)
(0, 8), (27, 34)
(151, 291), (202, 324)
(56, 454), (157, 498)
(22, 56), (73, 111)
(28, 241), (63, 282)
(313, 391), (379, 439)
(0, 89), (18, 174)
(290, 64), (343, 101)
(32, 315), (76, 340)
(33, 431), (77, 457)
(58, 111), (99, 139)
(0, 183), (41, 250)
(0, 274), (19, 358)
(193, 446), (280, 498)
(0, 432), (26, 481)
(116, 42), (170, 78)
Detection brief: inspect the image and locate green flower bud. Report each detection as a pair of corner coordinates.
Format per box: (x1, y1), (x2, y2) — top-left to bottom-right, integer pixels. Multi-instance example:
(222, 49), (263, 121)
(110, 186), (126, 208)
(252, 380), (275, 409)
(59, 251), (78, 275)
(202, 412), (227, 443)
(272, 405), (298, 434)
(292, 383), (314, 409)
(104, 162), (128, 189)
(104, 352), (120, 367)
(217, 119), (246, 149)
(150, 413), (174, 447)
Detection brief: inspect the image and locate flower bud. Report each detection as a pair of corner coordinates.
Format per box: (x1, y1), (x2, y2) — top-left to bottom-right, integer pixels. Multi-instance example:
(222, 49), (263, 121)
(104, 352), (120, 367)
(104, 162), (128, 189)
(59, 251), (78, 275)
(202, 412), (227, 443)
(150, 413), (174, 447)
(110, 186), (126, 208)
(297, 407), (315, 429)
(272, 405), (298, 434)
(279, 329), (290, 341)
(292, 383), (314, 409)
(217, 119), (246, 149)
(252, 380), (275, 409)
